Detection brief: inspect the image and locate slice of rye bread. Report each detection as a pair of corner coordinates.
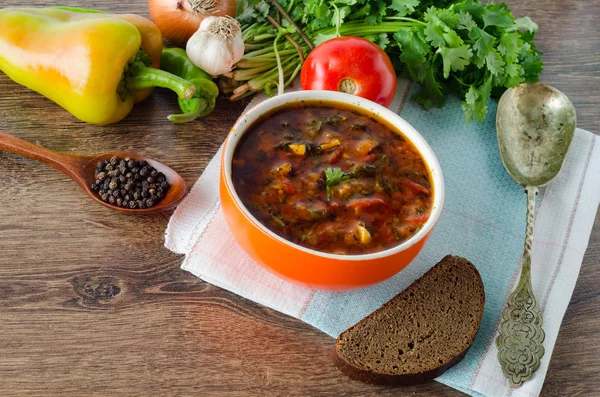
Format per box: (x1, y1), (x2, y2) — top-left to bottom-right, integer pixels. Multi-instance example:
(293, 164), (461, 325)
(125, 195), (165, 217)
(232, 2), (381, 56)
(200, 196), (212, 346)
(331, 255), (485, 386)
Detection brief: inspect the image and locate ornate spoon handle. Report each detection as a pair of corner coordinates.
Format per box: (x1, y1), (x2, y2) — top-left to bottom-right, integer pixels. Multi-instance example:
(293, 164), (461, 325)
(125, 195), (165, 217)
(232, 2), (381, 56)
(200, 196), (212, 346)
(496, 186), (545, 388)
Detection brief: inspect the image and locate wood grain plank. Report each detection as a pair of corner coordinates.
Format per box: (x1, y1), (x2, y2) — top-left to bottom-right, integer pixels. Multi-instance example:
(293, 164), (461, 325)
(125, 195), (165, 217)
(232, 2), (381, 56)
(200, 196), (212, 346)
(0, 0), (598, 396)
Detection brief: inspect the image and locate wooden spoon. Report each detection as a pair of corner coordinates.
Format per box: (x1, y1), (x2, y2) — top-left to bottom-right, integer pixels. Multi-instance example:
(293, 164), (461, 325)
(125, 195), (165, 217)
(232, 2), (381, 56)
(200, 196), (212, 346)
(0, 130), (188, 213)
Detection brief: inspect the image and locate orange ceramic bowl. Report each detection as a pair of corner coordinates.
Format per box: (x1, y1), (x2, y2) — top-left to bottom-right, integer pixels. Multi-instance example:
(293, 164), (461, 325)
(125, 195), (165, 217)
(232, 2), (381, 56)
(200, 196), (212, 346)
(220, 91), (444, 291)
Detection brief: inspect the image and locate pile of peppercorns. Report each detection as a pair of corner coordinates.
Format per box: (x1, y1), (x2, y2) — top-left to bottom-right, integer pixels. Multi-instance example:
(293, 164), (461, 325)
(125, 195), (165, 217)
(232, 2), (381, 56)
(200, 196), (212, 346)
(91, 156), (170, 209)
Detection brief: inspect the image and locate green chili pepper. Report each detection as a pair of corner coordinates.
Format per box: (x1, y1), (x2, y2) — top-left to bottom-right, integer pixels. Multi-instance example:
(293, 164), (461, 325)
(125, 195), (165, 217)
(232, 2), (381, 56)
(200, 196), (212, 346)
(160, 48), (219, 123)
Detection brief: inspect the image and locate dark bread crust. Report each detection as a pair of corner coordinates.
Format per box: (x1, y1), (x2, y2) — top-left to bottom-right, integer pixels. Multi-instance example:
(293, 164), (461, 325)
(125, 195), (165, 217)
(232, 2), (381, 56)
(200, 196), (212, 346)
(331, 344), (469, 386)
(331, 255), (485, 386)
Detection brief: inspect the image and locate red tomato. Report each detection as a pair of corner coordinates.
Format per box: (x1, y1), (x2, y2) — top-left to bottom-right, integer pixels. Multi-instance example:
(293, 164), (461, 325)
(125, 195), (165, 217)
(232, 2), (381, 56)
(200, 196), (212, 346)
(346, 198), (389, 213)
(300, 36), (397, 107)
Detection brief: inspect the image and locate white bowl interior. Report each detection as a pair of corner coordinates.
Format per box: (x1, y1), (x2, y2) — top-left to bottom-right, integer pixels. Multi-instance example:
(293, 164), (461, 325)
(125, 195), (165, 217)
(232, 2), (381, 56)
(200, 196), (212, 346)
(223, 90), (445, 261)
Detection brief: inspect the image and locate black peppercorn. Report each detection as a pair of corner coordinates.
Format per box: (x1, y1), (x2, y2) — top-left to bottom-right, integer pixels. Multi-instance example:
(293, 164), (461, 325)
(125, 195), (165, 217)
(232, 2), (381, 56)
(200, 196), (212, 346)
(91, 156), (170, 209)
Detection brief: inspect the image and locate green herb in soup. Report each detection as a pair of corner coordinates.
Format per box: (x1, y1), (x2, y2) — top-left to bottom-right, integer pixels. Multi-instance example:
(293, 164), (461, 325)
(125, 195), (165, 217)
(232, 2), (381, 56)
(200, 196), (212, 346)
(232, 104), (433, 255)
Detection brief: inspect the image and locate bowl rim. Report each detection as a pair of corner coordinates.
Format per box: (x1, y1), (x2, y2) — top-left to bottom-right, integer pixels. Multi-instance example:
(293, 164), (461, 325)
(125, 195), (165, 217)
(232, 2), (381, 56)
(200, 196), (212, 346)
(222, 90), (445, 261)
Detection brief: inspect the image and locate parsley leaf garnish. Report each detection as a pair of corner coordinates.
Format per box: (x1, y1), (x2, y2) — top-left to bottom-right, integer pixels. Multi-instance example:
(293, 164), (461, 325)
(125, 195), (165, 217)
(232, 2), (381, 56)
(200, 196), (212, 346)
(438, 45), (473, 78)
(390, 0), (420, 17)
(324, 167), (350, 201)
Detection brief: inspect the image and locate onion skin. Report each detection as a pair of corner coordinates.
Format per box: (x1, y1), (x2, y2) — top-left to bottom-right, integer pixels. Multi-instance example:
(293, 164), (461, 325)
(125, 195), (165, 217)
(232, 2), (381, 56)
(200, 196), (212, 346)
(148, 0), (237, 47)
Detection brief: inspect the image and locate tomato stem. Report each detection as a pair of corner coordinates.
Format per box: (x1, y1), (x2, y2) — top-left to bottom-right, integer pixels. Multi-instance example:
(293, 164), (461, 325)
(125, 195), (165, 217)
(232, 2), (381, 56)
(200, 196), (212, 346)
(338, 78), (357, 95)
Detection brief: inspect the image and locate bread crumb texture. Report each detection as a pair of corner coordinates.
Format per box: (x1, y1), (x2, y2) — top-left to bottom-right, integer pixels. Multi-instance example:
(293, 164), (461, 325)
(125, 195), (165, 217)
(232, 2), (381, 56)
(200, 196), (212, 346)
(335, 255), (485, 376)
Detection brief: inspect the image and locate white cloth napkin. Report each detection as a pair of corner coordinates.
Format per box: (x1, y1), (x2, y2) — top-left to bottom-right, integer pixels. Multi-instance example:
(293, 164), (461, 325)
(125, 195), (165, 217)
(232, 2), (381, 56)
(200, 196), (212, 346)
(165, 80), (600, 397)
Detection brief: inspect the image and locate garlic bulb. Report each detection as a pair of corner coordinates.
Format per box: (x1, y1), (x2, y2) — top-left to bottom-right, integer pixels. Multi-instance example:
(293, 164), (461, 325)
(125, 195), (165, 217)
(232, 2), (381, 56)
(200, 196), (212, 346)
(186, 16), (244, 76)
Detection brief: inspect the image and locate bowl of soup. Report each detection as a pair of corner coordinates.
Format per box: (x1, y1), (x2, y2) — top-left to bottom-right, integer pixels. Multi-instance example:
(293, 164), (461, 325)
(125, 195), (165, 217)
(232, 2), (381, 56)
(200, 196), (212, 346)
(220, 90), (444, 290)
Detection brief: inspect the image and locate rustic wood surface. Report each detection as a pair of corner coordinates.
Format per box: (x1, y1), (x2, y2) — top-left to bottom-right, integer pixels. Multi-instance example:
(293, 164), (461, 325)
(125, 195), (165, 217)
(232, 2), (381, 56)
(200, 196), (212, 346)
(0, 0), (598, 396)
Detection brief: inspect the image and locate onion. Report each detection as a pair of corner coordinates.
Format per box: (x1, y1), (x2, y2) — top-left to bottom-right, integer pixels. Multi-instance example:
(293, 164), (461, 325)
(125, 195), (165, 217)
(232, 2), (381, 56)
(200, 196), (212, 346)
(148, 0), (238, 46)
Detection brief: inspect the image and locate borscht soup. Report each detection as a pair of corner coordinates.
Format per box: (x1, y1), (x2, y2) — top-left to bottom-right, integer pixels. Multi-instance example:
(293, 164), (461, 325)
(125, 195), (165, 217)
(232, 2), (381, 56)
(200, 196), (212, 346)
(231, 102), (433, 255)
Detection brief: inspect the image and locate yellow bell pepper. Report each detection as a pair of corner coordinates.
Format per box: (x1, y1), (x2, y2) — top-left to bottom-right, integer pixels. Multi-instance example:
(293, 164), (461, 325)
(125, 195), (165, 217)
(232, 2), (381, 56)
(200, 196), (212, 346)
(0, 7), (195, 125)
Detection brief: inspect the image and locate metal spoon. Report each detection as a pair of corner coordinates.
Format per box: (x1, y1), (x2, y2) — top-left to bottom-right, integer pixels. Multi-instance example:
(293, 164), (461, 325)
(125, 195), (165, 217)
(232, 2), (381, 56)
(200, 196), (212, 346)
(495, 83), (576, 387)
(0, 130), (188, 213)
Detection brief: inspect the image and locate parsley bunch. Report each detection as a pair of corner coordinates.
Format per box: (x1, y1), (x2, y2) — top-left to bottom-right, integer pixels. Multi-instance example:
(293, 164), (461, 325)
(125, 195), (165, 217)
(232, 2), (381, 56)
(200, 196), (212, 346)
(226, 0), (543, 122)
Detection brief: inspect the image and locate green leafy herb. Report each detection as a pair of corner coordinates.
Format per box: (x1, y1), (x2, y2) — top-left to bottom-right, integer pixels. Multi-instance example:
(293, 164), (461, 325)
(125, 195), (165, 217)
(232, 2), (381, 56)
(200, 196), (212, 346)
(270, 212), (286, 227)
(324, 167), (350, 201)
(348, 164), (377, 178)
(438, 45), (473, 78)
(326, 114), (347, 127)
(228, 0), (543, 122)
(390, 0), (420, 16)
(307, 118), (323, 133)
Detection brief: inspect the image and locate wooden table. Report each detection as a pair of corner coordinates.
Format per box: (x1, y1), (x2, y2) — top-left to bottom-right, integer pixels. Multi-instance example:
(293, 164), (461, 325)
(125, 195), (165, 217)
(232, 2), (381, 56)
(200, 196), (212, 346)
(0, 1), (598, 395)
